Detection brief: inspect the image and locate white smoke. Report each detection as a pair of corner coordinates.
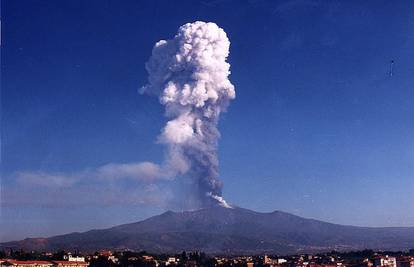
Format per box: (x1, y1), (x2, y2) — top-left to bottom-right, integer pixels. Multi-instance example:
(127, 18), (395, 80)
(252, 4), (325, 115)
(141, 21), (235, 208)
(207, 192), (233, 209)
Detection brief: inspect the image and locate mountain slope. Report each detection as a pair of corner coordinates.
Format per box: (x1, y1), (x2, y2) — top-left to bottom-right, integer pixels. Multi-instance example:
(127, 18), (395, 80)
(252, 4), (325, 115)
(2, 206), (414, 254)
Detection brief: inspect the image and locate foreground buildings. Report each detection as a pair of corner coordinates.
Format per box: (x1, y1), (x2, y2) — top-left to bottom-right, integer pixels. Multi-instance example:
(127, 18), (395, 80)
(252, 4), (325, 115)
(0, 250), (413, 267)
(0, 261), (88, 267)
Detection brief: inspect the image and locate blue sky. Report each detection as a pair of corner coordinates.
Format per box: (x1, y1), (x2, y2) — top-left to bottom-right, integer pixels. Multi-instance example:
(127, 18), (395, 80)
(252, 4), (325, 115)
(1, 0), (414, 241)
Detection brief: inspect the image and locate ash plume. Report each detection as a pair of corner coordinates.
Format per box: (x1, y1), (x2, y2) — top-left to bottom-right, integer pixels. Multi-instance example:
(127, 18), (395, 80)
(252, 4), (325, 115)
(141, 21), (235, 208)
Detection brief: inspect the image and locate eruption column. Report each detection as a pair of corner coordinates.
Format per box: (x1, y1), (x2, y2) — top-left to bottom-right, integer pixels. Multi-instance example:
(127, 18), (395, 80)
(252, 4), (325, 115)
(141, 21), (235, 208)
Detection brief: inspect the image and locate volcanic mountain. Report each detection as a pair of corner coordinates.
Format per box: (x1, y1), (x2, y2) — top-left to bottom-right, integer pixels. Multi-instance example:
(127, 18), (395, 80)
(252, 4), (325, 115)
(2, 206), (414, 254)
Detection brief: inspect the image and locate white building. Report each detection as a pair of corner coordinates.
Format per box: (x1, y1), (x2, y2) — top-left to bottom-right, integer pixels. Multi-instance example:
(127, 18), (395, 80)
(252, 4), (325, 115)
(374, 256), (397, 267)
(165, 257), (177, 266)
(67, 257), (84, 263)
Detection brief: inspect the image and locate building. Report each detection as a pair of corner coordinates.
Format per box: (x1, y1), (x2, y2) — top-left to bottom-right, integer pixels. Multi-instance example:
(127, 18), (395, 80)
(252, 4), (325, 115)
(142, 256), (153, 261)
(165, 257), (177, 266)
(1, 260), (54, 267)
(374, 256), (397, 267)
(66, 256), (84, 263)
(52, 262), (88, 267)
(63, 254), (84, 262)
(278, 259), (288, 264)
(397, 257), (414, 267)
(264, 255), (287, 266)
(0, 260), (88, 267)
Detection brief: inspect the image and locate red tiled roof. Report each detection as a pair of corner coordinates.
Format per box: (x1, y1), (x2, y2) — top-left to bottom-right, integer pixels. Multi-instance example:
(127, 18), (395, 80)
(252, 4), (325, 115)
(5, 260), (53, 265)
(52, 261), (88, 265)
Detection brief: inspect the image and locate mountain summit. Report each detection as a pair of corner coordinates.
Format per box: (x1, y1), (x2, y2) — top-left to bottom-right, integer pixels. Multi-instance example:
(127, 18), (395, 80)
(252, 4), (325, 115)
(2, 206), (414, 254)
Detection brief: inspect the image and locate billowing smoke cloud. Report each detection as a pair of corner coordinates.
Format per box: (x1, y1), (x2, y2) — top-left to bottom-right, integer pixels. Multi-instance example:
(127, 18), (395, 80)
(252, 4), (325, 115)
(141, 21), (235, 208)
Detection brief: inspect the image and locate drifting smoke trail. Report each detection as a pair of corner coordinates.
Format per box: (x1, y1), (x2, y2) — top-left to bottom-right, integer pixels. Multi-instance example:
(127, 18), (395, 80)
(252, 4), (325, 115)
(141, 21), (235, 208)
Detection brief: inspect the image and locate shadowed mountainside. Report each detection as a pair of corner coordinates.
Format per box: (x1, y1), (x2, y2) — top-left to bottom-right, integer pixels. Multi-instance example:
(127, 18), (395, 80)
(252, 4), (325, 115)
(2, 206), (414, 254)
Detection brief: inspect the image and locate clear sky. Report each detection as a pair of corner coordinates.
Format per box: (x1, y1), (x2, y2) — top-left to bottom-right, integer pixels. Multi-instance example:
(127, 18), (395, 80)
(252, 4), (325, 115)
(1, 0), (414, 242)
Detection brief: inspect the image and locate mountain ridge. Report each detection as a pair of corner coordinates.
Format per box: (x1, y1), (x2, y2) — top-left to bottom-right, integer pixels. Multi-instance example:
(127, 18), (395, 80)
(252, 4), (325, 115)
(2, 206), (414, 254)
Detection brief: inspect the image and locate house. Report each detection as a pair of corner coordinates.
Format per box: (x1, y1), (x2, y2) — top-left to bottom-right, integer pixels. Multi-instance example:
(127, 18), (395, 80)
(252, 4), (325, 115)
(397, 257), (414, 267)
(165, 257), (177, 266)
(52, 261), (88, 267)
(66, 256), (84, 263)
(374, 256), (397, 267)
(0, 260), (88, 267)
(1, 260), (54, 267)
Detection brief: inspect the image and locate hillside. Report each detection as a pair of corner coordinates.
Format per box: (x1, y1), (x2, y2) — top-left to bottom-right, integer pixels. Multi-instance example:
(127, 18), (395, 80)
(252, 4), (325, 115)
(2, 206), (414, 254)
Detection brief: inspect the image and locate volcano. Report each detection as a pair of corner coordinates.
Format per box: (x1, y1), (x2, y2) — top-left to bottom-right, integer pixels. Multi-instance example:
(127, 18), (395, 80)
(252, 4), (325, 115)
(2, 206), (414, 254)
